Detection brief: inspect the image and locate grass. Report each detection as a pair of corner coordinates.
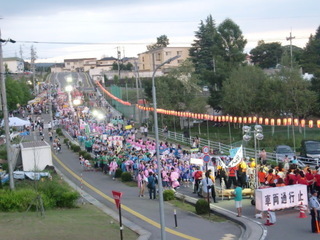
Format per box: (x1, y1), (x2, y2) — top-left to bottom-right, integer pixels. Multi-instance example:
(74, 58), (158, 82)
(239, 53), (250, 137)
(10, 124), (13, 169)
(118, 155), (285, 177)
(0, 204), (138, 240)
(168, 199), (227, 222)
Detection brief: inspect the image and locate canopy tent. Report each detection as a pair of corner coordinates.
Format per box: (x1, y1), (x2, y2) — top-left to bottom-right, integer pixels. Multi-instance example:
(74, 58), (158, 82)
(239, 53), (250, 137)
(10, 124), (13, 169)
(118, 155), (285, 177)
(1, 117), (31, 127)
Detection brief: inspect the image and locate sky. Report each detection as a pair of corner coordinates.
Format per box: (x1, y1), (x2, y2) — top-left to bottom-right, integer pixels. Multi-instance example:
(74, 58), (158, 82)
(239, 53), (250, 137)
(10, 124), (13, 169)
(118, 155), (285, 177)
(1, 0), (319, 63)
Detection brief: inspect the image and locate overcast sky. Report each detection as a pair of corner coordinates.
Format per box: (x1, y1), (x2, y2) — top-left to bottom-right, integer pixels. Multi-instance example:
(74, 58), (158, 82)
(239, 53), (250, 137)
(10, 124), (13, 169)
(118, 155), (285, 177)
(1, 0), (319, 63)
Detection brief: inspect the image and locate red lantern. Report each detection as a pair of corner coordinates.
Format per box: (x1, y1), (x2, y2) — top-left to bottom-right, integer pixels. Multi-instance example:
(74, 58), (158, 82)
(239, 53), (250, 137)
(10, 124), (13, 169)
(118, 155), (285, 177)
(317, 120), (320, 128)
(229, 116), (233, 122)
(277, 119), (281, 126)
(258, 117), (263, 125)
(253, 116), (257, 123)
(287, 118), (292, 125)
(243, 117), (247, 124)
(265, 118), (269, 125)
(301, 119), (306, 128)
(225, 116), (229, 122)
(294, 118), (299, 126)
(238, 117), (242, 124)
(309, 120), (314, 128)
(222, 116), (225, 122)
(218, 116), (221, 122)
(248, 117), (252, 124)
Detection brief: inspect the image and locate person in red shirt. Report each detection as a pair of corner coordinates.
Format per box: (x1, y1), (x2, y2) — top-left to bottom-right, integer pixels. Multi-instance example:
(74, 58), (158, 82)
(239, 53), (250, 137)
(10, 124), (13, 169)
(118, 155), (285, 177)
(258, 167), (266, 185)
(227, 166), (238, 189)
(298, 171), (308, 185)
(305, 167), (315, 194)
(313, 169), (320, 192)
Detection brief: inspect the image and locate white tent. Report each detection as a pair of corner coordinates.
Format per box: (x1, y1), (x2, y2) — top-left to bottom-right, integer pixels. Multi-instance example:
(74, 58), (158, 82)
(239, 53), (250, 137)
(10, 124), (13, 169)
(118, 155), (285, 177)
(1, 117), (31, 127)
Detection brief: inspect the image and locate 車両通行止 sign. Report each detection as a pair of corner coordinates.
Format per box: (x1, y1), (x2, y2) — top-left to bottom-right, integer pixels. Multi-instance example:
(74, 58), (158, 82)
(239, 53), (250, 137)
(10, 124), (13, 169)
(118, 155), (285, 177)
(255, 184), (307, 211)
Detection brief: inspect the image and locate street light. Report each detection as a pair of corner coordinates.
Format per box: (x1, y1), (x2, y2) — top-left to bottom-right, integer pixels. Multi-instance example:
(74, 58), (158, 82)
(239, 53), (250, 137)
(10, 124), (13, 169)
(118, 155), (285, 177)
(0, 31), (15, 190)
(242, 125), (264, 189)
(152, 55), (180, 240)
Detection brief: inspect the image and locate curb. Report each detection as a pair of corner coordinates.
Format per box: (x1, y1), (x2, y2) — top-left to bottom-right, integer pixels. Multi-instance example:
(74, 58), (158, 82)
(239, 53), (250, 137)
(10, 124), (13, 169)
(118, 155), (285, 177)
(54, 166), (152, 240)
(175, 192), (267, 240)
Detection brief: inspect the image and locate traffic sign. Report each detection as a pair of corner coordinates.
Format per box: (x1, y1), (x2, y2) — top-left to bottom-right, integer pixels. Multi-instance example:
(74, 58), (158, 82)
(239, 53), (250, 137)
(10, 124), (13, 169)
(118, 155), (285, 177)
(202, 146), (210, 154)
(112, 190), (123, 209)
(203, 154), (210, 163)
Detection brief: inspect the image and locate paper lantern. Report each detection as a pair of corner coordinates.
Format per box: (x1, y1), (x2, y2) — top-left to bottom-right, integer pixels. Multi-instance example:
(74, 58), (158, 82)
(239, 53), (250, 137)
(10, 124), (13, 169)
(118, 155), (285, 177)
(248, 117), (252, 124)
(301, 119), (306, 128)
(277, 119), (281, 126)
(229, 116), (233, 122)
(243, 117), (247, 124)
(309, 120), (314, 128)
(233, 117), (237, 123)
(258, 117), (263, 125)
(264, 118), (269, 125)
(294, 118), (299, 126)
(253, 116), (257, 123)
(218, 116), (221, 122)
(317, 120), (320, 128)
(270, 118), (275, 126)
(225, 116), (229, 122)
(283, 118), (287, 126)
(287, 118), (292, 125)
(222, 116), (226, 122)
(238, 117), (242, 124)
(214, 116), (218, 121)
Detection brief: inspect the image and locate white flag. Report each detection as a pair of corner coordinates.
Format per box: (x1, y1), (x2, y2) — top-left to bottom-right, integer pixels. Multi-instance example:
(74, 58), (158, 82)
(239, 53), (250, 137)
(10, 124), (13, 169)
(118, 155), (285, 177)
(227, 145), (243, 168)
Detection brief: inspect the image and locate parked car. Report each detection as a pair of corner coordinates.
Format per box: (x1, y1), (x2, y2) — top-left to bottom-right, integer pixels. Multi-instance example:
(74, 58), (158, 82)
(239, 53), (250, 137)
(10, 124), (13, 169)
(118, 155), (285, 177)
(274, 145), (295, 161)
(300, 140), (320, 160)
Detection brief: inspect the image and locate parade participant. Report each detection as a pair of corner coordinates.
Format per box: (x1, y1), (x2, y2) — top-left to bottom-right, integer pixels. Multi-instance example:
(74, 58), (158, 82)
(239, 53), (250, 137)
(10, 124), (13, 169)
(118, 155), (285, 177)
(170, 167), (180, 190)
(216, 165), (227, 188)
(306, 167), (314, 194)
(227, 165), (238, 189)
(109, 158), (118, 180)
(137, 170), (146, 198)
(309, 190), (320, 233)
(201, 171), (213, 200)
(192, 167), (203, 195)
(208, 169), (218, 203)
(233, 183), (243, 217)
(259, 149), (267, 165)
(314, 169), (320, 193)
(258, 167), (266, 185)
(265, 169), (275, 186)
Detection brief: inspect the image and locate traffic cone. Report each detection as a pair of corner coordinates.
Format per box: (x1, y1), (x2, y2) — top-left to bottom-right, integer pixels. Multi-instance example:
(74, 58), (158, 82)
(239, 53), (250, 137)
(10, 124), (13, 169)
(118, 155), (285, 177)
(264, 209), (274, 226)
(298, 202), (307, 218)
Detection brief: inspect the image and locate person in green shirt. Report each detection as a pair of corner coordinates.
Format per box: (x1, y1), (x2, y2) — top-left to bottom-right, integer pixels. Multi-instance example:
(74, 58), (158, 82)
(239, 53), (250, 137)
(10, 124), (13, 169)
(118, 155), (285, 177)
(233, 183), (243, 217)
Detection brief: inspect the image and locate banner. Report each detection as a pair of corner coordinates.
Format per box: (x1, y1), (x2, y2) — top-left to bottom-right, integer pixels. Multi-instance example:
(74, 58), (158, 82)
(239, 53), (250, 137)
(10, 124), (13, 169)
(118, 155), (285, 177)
(255, 184), (308, 211)
(227, 145), (243, 167)
(229, 147), (239, 158)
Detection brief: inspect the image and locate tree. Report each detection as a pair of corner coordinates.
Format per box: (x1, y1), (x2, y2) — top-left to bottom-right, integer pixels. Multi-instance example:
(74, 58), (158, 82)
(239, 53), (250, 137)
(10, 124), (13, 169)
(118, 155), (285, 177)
(250, 42), (283, 68)
(147, 35), (169, 51)
(189, 15), (247, 110)
(221, 66), (267, 116)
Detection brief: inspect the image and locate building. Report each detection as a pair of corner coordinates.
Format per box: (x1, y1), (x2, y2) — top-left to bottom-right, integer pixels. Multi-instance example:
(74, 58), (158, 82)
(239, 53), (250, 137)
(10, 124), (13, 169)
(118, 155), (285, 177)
(3, 57), (24, 73)
(50, 63), (64, 73)
(138, 47), (189, 73)
(64, 58), (97, 72)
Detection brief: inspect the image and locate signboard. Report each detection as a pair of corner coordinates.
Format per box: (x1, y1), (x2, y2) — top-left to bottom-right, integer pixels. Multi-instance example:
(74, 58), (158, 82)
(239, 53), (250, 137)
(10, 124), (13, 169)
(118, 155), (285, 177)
(202, 146), (210, 154)
(255, 184), (308, 211)
(190, 158), (203, 166)
(125, 125), (132, 130)
(203, 154), (210, 163)
(112, 191), (123, 209)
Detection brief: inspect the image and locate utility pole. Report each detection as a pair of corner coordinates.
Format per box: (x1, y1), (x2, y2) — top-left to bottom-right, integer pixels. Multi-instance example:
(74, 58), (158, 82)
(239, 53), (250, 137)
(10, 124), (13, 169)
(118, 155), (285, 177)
(117, 47), (121, 81)
(0, 30), (16, 190)
(286, 31), (295, 69)
(30, 45), (37, 95)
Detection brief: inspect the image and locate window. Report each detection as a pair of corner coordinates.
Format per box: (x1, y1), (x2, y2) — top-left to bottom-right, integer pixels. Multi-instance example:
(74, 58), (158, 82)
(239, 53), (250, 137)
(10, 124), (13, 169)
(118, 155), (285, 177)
(165, 51), (171, 56)
(156, 53), (161, 61)
(142, 57), (144, 62)
(177, 51), (182, 55)
(178, 59), (183, 64)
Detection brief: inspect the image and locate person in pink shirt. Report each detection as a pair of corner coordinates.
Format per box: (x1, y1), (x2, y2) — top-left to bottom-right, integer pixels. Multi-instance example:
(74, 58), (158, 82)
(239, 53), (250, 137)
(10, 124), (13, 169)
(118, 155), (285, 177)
(137, 170), (146, 197)
(170, 168), (180, 190)
(109, 159), (118, 180)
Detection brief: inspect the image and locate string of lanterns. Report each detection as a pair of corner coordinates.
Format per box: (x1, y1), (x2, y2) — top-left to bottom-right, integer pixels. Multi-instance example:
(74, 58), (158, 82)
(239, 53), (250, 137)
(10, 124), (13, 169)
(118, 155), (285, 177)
(96, 81), (318, 128)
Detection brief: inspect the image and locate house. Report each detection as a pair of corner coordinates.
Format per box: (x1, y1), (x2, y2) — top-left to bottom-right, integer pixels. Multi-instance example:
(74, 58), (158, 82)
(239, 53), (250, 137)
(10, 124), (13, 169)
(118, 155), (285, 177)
(137, 47), (189, 76)
(3, 57), (24, 73)
(50, 63), (64, 73)
(64, 58), (97, 72)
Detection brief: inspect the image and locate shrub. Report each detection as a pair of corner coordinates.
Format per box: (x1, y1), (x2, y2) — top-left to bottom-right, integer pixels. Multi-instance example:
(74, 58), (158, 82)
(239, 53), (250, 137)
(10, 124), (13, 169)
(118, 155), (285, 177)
(70, 143), (76, 151)
(63, 138), (69, 144)
(114, 168), (123, 178)
(79, 150), (87, 157)
(121, 172), (132, 182)
(195, 199), (210, 215)
(163, 189), (175, 201)
(55, 128), (62, 136)
(73, 145), (81, 152)
(83, 152), (92, 160)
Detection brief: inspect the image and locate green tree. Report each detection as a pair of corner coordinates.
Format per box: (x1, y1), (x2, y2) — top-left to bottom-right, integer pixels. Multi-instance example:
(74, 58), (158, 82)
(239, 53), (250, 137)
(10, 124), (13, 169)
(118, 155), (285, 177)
(147, 35), (169, 51)
(221, 66), (267, 116)
(250, 42), (283, 68)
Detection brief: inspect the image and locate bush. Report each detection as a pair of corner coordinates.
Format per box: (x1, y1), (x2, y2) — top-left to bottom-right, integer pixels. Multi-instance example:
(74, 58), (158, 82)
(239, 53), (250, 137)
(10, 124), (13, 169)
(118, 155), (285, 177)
(55, 128), (62, 136)
(79, 150), (87, 157)
(73, 145), (81, 152)
(83, 152), (92, 160)
(121, 172), (132, 182)
(63, 138), (69, 144)
(195, 199), (210, 215)
(114, 168), (123, 178)
(163, 189), (175, 201)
